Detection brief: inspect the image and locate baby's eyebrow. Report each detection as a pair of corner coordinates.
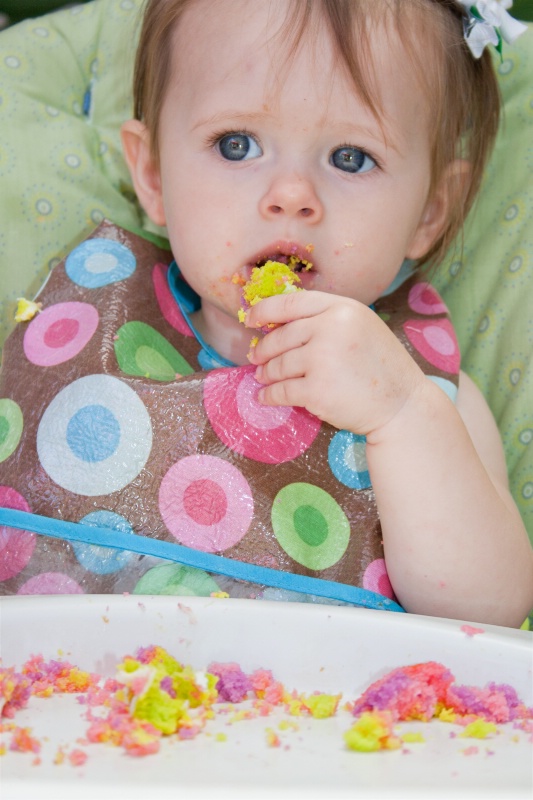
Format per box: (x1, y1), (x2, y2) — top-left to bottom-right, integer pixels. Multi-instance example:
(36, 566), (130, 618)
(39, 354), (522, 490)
(192, 108), (402, 155)
(192, 109), (271, 131)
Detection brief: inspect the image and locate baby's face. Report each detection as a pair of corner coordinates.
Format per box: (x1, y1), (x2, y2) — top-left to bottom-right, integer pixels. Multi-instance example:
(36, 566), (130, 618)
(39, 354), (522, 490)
(154, 0), (438, 353)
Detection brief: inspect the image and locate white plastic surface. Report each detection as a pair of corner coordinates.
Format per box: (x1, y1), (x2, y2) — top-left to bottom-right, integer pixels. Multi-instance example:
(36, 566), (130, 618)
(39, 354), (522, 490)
(0, 595), (532, 800)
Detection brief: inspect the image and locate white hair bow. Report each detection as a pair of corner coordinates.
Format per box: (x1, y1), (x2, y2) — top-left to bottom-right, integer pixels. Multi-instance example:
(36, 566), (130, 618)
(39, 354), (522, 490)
(459, 1), (527, 58)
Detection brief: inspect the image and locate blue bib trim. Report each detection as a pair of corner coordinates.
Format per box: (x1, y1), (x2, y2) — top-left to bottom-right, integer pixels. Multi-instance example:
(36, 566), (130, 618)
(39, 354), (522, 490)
(0, 507), (404, 612)
(167, 261), (235, 369)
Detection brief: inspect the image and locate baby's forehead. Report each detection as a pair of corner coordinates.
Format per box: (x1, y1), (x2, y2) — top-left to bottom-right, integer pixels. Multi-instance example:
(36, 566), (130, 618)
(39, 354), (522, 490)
(172, 0), (433, 102)
(169, 0), (436, 141)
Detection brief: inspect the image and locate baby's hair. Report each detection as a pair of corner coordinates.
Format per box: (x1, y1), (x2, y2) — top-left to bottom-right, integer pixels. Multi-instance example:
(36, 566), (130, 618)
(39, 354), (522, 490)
(132, 0), (501, 267)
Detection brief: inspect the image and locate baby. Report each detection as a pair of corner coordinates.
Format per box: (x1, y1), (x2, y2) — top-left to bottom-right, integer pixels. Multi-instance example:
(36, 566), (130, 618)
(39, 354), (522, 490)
(0, 0), (531, 625)
(120, 0), (532, 624)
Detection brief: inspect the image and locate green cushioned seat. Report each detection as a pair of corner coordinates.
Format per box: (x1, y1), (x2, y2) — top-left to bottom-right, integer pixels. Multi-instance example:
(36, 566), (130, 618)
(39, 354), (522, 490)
(0, 0), (532, 568)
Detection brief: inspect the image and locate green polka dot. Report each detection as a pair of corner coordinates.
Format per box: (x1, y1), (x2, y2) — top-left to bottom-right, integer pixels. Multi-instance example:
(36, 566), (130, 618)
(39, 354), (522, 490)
(35, 198), (52, 216)
(115, 321), (194, 381)
(293, 505), (329, 547)
(133, 564), (221, 596)
(509, 367), (522, 387)
(449, 260), (462, 278)
(508, 255), (523, 274)
(90, 209), (105, 225)
(271, 483), (350, 571)
(521, 482), (533, 501)
(0, 398), (23, 462)
(22, 185), (65, 230)
(477, 314), (491, 334)
(498, 58), (515, 76)
(519, 429), (533, 446)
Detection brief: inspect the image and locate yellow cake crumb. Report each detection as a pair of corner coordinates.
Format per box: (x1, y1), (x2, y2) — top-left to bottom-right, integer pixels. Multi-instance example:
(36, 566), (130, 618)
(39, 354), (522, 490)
(344, 712), (401, 752)
(401, 731), (426, 743)
(15, 298), (42, 322)
(459, 720), (498, 739)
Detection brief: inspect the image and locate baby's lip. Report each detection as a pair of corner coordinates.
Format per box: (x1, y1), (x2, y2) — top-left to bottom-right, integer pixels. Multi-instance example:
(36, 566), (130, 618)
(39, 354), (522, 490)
(244, 241), (316, 274)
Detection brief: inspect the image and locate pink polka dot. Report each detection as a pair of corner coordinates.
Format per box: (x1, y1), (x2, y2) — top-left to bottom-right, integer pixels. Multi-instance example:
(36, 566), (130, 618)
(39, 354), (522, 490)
(204, 366), (321, 463)
(159, 454), (253, 552)
(17, 572), (84, 595)
(236, 371), (292, 430)
(183, 479), (228, 525)
(152, 263), (194, 337)
(43, 317), (80, 348)
(403, 318), (460, 374)
(24, 302), (99, 366)
(408, 282), (448, 316)
(0, 486), (36, 581)
(362, 558), (394, 600)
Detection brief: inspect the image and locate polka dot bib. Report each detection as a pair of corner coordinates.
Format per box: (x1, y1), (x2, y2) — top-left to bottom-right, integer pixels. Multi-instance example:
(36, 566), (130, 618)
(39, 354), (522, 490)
(0, 221), (460, 609)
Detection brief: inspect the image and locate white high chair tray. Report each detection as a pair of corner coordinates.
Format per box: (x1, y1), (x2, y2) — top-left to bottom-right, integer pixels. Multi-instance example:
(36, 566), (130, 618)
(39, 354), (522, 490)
(0, 595), (531, 800)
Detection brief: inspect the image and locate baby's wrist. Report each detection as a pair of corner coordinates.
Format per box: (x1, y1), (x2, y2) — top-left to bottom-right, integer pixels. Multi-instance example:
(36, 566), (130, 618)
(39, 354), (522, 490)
(364, 371), (432, 447)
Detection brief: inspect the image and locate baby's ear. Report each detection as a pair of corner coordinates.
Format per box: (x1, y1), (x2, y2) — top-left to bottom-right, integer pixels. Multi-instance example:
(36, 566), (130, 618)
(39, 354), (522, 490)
(121, 120), (166, 227)
(406, 159), (470, 260)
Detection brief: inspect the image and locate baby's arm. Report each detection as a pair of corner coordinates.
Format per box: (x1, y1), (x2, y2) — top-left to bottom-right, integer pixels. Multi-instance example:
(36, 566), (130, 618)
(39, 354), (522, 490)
(247, 290), (533, 626)
(365, 370), (532, 626)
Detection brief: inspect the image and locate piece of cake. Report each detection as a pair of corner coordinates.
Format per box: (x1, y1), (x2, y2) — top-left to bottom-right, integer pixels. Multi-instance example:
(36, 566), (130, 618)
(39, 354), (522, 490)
(238, 259), (304, 333)
(350, 661), (533, 726)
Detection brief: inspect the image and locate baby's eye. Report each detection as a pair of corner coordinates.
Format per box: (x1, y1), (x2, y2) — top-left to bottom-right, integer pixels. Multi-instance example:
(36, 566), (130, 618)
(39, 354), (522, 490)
(330, 146), (376, 174)
(217, 132), (262, 161)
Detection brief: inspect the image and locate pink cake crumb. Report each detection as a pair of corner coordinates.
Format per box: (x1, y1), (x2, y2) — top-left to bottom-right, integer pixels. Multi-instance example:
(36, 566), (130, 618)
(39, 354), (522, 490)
(460, 625), (485, 637)
(2, 644), (531, 764)
(9, 726), (41, 754)
(351, 661), (533, 726)
(352, 662), (454, 722)
(21, 655), (100, 696)
(68, 748), (88, 767)
(0, 668), (32, 718)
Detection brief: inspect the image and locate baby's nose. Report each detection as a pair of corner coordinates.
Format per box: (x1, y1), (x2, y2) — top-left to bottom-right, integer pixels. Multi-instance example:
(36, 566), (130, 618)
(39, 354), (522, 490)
(259, 173), (323, 222)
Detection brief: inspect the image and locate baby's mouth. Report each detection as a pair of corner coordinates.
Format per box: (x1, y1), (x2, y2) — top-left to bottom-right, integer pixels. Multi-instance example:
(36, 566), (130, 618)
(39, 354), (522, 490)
(253, 253), (313, 273)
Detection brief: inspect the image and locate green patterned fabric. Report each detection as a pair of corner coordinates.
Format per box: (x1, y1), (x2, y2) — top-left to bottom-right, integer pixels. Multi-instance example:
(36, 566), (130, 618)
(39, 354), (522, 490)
(0, 0), (532, 563)
(432, 37), (533, 553)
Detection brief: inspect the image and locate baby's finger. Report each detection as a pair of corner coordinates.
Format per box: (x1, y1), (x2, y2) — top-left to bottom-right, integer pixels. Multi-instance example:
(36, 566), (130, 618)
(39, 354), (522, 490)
(254, 348), (306, 386)
(257, 377), (305, 409)
(248, 317), (310, 365)
(245, 289), (331, 330)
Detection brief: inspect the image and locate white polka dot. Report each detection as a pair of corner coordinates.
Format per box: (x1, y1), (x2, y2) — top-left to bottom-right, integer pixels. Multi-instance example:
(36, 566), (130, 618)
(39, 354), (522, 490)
(37, 375), (152, 496)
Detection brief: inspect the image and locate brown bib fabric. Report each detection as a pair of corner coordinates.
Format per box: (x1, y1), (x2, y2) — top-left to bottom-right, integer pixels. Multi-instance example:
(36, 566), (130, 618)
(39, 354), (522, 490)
(0, 221), (460, 609)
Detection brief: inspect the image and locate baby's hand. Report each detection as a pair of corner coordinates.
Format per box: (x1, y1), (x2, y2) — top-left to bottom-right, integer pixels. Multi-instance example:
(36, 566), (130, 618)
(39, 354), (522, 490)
(246, 290), (426, 436)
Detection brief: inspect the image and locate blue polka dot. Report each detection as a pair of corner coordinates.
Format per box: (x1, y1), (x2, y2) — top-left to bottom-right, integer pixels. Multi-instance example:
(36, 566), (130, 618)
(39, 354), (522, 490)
(66, 405), (120, 462)
(65, 238), (136, 288)
(328, 430), (371, 490)
(73, 510), (134, 574)
(427, 375), (458, 403)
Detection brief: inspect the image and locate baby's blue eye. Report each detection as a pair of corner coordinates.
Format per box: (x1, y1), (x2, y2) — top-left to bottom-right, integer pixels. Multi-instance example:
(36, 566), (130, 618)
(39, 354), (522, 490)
(217, 133), (262, 161)
(330, 146), (375, 174)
